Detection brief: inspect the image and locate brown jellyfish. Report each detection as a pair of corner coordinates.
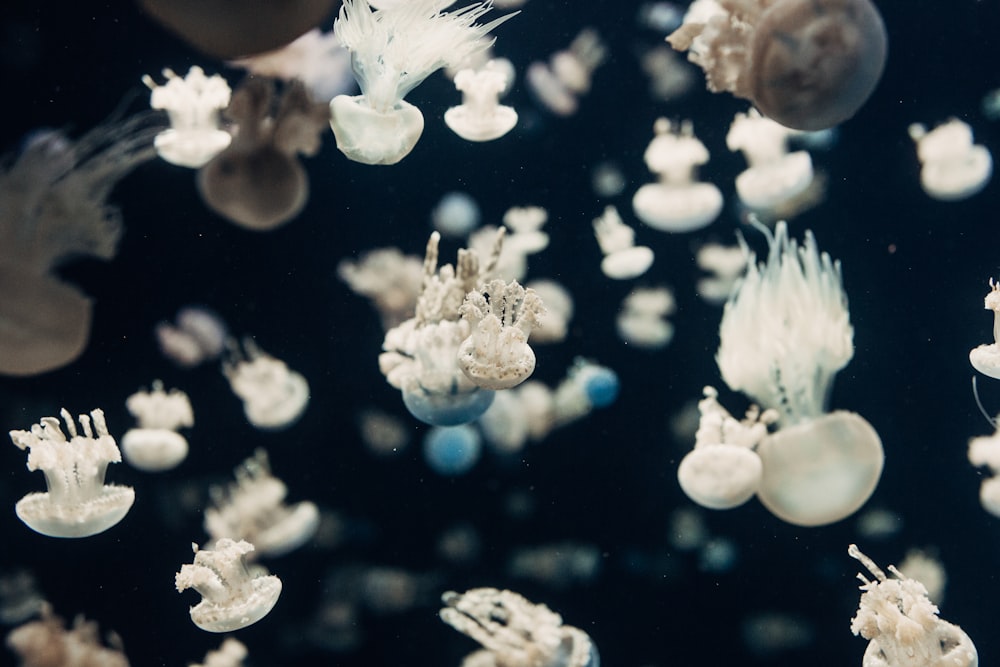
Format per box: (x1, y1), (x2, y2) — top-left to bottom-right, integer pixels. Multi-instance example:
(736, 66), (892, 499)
(668, 0), (887, 131)
(197, 78), (330, 231)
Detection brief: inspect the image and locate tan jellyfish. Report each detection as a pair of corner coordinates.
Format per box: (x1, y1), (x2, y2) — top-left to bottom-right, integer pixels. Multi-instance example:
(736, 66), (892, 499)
(9, 409), (135, 538)
(223, 339), (310, 430)
(121, 380), (194, 472)
(176, 539), (282, 633)
(592, 206), (654, 280)
(6, 604), (129, 667)
(445, 60), (518, 142)
(727, 109), (814, 212)
(142, 66), (232, 168)
(969, 279), (1000, 379)
(909, 119), (993, 201)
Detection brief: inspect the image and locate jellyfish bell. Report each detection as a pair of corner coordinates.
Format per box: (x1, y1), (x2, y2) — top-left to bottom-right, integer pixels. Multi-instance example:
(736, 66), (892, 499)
(678, 445), (762, 510)
(970, 279), (1000, 379)
(444, 66), (518, 142)
(329, 95), (425, 165)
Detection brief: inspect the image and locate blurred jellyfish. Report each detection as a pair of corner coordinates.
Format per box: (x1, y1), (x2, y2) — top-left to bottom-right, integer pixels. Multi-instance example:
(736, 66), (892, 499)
(198, 78), (330, 231)
(632, 118), (722, 232)
(667, 506), (708, 552)
(228, 29), (354, 102)
(668, 0), (887, 131)
(637, 2), (685, 33)
(590, 161), (627, 198)
(982, 88), (1000, 121)
(423, 425), (483, 475)
(432, 191), (482, 238)
(855, 508), (903, 541)
(552, 359), (620, 428)
(190, 638), (248, 667)
(507, 543), (601, 589)
(9, 409), (134, 538)
(969, 279), (1000, 380)
(909, 119), (993, 201)
(121, 380), (193, 472)
(156, 305), (229, 368)
(445, 60), (518, 142)
(898, 549), (947, 606)
(204, 449), (319, 557)
(697, 536), (738, 573)
(6, 604), (128, 667)
(717, 221), (883, 526)
(526, 28), (607, 117)
(477, 389), (530, 454)
(468, 224), (528, 281)
(142, 66), (232, 168)
(967, 419), (1000, 517)
(638, 45), (696, 103)
(517, 380), (557, 441)
(741, 612), (814, 659)
(438, 523), (482, 565)
(357, 408), (411, 456)
(848, 544), (976, 667)
(223, 338), (310, 430)
(593, 206), (654, 280)
(176, 539), (282, 633)
(617, 286), (676, 349)
(440, 588), (600, 667)
(329, 0), (516, 164)
(502, 206), (550, 256)
(0, 117), (157, 377)
(727, 109), (814, 213)
(338, 247), (424, 329)
(695, 241), (747, 305)
(0, 570), (44, 625)
(526, 279), (573, 344)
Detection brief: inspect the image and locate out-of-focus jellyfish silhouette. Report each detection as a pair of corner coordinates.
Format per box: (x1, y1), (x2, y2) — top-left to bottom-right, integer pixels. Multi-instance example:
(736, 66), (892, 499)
(617, 286), (676, 349)
(205, 449), (320, 557)
(526, 28), (607, 117)
(6, 604), (128, 667)
(983, 88), (1000, 121)
(423, 425), (483, 475)
(668, 506), (709, 552)
(727, 109), (814, 213)
(445, 60), (518, 142)
(329, 0), (516, 164)
(440, 588), (600, 667)
(9, 409), (135, 538)
(121, 380), (193, 472)
(698, 535), (738, 573)
(741, 612), (815, 659)
(507, 543), (601, 589)
(142, 66), (233, 168)
(223, 338), (310, 430)
(432, 191), (482, 238)
(526, 279), (573, 344)
(593, 206), (654, 280)
(175, 538), (282, 633)
(969, 279), (1000, 379)
(357, 408), (411, 455)
(967, 418), (1000, 516)
(549, 359), (621, 432)
(717, 221), (883, 526)
(477, 389), (530, 454)
(191, 638), (248, 667)
(590, 161), (627, 198)
(855, 507), (903, 541)
(502, 205), (550, 257)
(638, 2), (685, 33)
(338, 247), (424, 329)
(0, 571), (44, 625)
(198, 78), (330, 231)
(909, 119), (993, 201)
(156, 305), (229, 368)
(632, 118), (722, 233)
(668, 0), (888, 131)
(848, 544), (977, 667)
(137, 0), (336, 59)
(638, 45), (696, 103)
(0, 117), (157, 377)
(695, 241), (747, 305)
(898, 549), (947, 606)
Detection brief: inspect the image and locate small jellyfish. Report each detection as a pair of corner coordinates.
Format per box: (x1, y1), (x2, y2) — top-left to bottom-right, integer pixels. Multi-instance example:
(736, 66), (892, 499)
(190, 638), (248, 667)
(338, 247), (425, 330)
(727, 109), (814, 212)
(423, 425), (483, 476)
(468, 223), (529, 281)
(9, 409), (135, 538)
(848, 544), (977, 667)
(6, 604), (129, 667)
(616, 286), (676, 350)
(632, 118), (723, 233)
(330, 0), (516, 164)
(668, 0), (888, 131)
(639, 44), (697, 103)
(198, 78), (330, 231)
(526, 279), (573, 344)
(526, 28), (607, 117)
(477, 389), (530, 454)
(175, 539), (282, 633)
(967, 419), (1000, 517)
(142, 66), (233, 168)
(969, 279), (1000, 380)
(909, 119), (993, 201)
(223, 338), (310, 430)
(507, 542), (601, 589)
(357, 408), (411, 456)
(551, 359), (620, 428)
(440, 588), (599, 667)
(502, 206), (550, 256)
(121, 380), (194, 472)
(592, 206), (654, 280)
(432, 191), (482, 238)
(156, 305), (230, 368)
(590, 161), (627, 198)
(445, 60), (518, 142)
(695, 241), (747, 305)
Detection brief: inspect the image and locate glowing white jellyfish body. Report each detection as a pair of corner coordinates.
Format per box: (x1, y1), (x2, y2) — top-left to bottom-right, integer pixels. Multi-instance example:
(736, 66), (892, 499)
(191, 638), (248, 667)
(632, 118), (722, 232)
(969, 279), (1000, 379)
(156, 305), (229, 368)
(727, 109), (813, 212)
(967, 420), (1000, 517)
(616, 286), (676, 349)
(338, 247), (424, 329)
(717, 221), (883, 526)
(440, 588), (600, 667)
(330, 0), (515, 164)
(848, 544), (977, 667)
(223, 339), (310, 430)
(502, 205), (550, 256)
(526, 279), (573, 344)
(445, 60), (518, 142)
(176, 539), (282, 633)
(142, 66), (232, 168)
(121, 380), (193, 472)
(432, 191), (482, 238)
(695, 241), (748, 305)
(593, 206), (654, 280)
(526, 28), (607, 117)
(909, 120), (992, 201)
(9, 409), (134, 538)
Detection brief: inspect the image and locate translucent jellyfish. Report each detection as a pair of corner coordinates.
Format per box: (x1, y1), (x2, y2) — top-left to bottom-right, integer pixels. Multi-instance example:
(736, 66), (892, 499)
(440, 588), (599, 667)
(423, 425), (483, 475)
(445, 60), (518, 142)
(968, 279), (1000, 380)
(204, 449), (319, 557)
(156, 305), (230, 368)
(121, 380), (193, 472)
(741, 612), (815, 658)
(468, 223), (529, 281)
(526, 28), (607, 117)
(639, 45), (697, 103)
(967, 419), (1000, 517)
(6, 604), (128, 667)
(695, 241), (747, 305)
(848, 544), (977, 667)
(507, 543), (601, 589)
(338, 247), (424, 329)
(909, 119), (993, 201)
(9, 409), (134, 538)
(590, 161), (627, 198)
(175, 539), (282, 633)
(142, 66), (232, 168)
(632, 118), (722, 232)
(668, 0), (888, 131)
(432, 191), (482, 238)
(357, 408), (411, 455)
(637, 2), (685, 33)
(677, 386), (776, 510)
(698, 536), (738, 573)
(0, 570), (44, 625)
(717, 221), (883, 526)
(526, 279), (573, 344)
(898, 549), (947, 606)
(329, 0), (516, 164)
(0, 117), (157, 376)
(551, 359), (620, 428)
(727, 109), (814, 212)
(477, 389), (530, 454)
(198, 78), (330, 231)
(592, 206), (654, 280)
(223, 339), (310, 430)
(616, 286), (676, 349)
(503, 205), (550, 256)
(190, 638), (248, 667)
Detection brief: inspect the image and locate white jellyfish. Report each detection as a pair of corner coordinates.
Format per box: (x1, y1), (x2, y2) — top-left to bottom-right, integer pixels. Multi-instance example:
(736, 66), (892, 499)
(592, 206), (654, 280)
(727, 109), (814, 213)
(967, 419), (1000, 517)
(338, 247), (425, 329)
(9, 409), (134, 538)
(639, 44), (696, 103)
(6, 604), (129, 667)
(440, 588), (599, 667)
(632, 118), (722, 232)
(616, 286), (676, 349)
(897, 549), (947, 606)
(175, 539), (282, 633)
(526, 278), (573, 344)
(969, 279), (1000, 379)
(717, 221), (883, 526)
(526, 28), (607, 117)
(468, 223), (529, 281)
(445, 60), (518, 142)
(502, 205), (550, 256)
(909, 119), (993, 201)
(190, 638), (248, 667)
(329, 0), (516, 164)
(121, 380), (194, 472)
(848, 544), (977, 667)
(142, 66), (233, 168)
(695, 241), (747, 305)
(432, 191), (482, 238)
(223, 339), (309, 430)
(477, 389), (530, 454)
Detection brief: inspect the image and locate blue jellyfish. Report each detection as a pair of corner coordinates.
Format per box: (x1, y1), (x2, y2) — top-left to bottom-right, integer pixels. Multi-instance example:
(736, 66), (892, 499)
(423, 425), (482, 476)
